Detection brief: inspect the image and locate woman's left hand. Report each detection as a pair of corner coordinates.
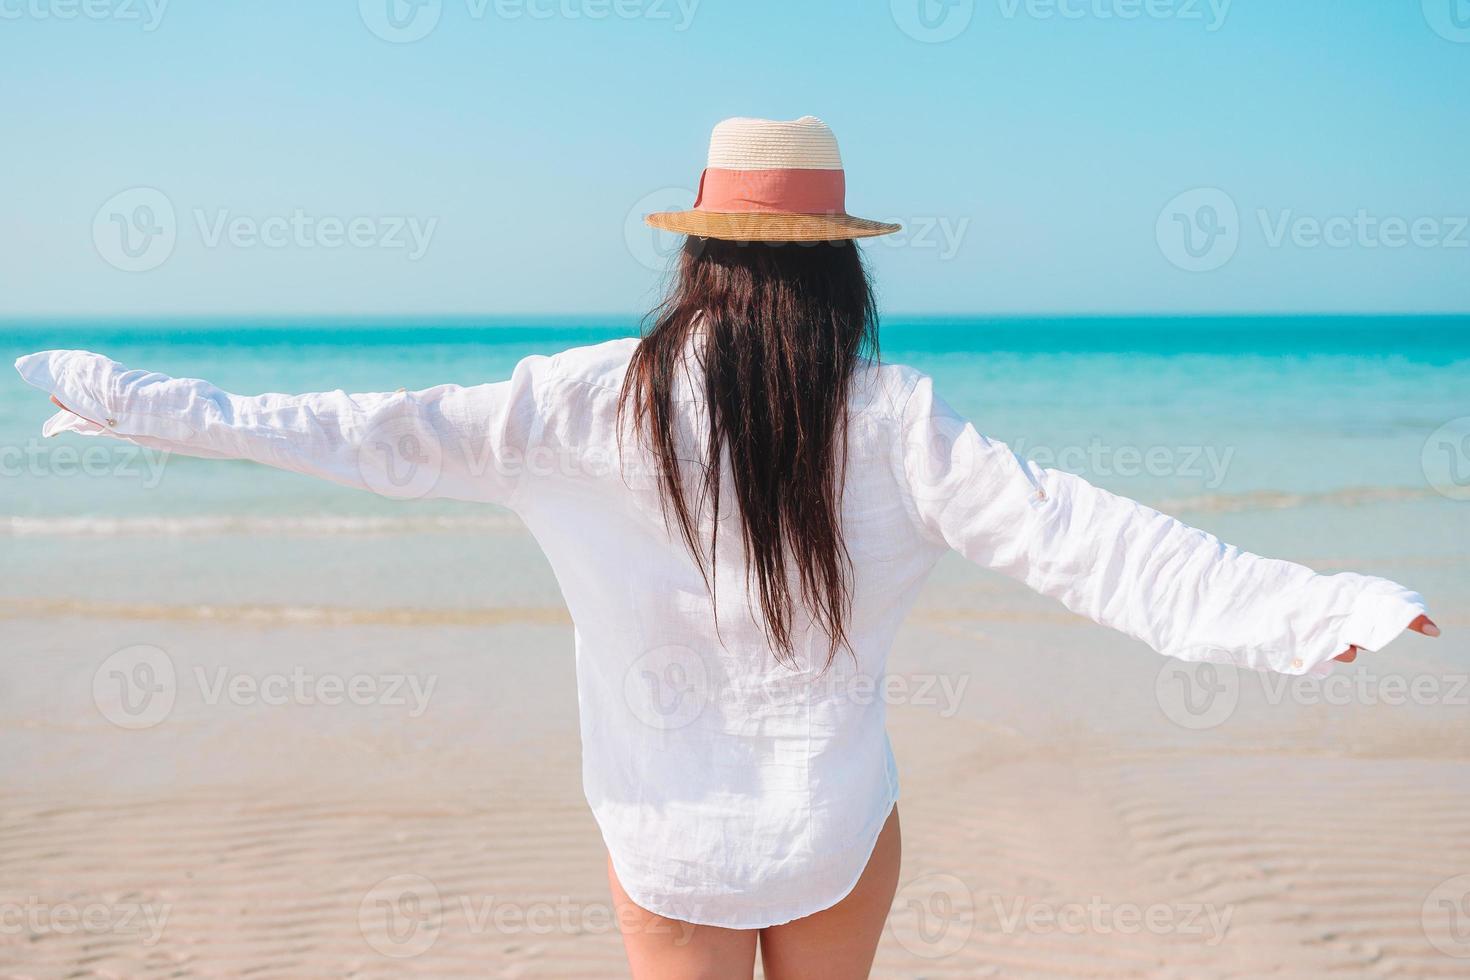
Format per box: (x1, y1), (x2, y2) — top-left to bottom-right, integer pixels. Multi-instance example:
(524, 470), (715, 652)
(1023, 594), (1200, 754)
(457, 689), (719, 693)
(1334, 614), (1440, 662)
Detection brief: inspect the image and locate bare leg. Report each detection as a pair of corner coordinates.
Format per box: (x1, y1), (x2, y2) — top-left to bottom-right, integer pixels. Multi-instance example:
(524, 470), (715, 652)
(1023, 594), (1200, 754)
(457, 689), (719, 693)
(758, 806), (901, 980)
(607, 856), (758, 980)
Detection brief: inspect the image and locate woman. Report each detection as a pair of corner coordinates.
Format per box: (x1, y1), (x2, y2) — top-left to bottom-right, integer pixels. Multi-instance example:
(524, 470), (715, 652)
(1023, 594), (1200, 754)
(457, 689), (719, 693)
(16, 117), (1437, 979)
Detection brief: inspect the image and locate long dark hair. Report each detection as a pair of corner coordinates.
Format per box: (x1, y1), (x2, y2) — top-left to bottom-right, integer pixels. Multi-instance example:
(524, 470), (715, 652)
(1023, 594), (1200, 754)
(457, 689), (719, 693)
(619, 237), (879, 667)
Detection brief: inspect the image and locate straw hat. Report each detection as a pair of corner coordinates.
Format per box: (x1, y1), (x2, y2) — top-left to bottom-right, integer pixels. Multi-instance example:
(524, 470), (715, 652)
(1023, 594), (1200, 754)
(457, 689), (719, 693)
(645, 116), (901, 242)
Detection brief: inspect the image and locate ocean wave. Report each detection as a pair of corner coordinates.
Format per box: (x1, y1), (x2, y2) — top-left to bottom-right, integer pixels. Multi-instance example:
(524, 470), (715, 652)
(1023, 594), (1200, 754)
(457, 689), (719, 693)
(1155, 486), (1435, 515)
(0, 597), (569, 627)
(2, 513), (524, 538)
(5, 484), (1436, 537)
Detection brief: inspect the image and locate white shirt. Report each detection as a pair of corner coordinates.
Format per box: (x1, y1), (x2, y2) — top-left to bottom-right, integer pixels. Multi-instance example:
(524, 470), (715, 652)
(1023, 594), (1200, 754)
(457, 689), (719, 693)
(14, 339), (1429, 929)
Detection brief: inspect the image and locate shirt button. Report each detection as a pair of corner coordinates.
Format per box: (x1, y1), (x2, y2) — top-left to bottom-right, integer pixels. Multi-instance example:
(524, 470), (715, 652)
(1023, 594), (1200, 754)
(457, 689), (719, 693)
(106, 418), (117, 427)
(1291, 658), (1303, 669)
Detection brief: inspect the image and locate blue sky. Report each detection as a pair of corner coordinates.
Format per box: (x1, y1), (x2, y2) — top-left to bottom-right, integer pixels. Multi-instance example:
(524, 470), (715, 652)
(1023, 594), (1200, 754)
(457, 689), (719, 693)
(2, 0), (1467, 315)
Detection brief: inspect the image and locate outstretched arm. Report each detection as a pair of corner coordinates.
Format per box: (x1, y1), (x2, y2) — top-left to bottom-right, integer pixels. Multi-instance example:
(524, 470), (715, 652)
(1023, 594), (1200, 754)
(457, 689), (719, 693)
(893, 370), (1437, 676)
(15, 350), (549, 506)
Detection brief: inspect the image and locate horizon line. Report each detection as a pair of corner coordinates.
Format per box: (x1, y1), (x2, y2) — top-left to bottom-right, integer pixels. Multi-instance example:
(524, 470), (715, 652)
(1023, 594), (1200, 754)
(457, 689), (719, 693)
(2, 311), (1469, 325)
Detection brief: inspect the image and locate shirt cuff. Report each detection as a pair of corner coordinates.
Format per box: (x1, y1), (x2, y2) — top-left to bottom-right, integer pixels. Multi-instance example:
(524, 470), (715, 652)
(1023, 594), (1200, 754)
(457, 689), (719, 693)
(16, 351), (118, 434)
(1302, 586), (1429, 678)
(41, 408), (108, 437)
(15, 350), (199, 444)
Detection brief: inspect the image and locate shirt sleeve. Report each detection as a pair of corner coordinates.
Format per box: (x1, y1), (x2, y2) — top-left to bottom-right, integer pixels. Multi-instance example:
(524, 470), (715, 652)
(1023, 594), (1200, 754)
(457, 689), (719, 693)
(14, 349), (549, 506)
(893, 370), (1429, 677)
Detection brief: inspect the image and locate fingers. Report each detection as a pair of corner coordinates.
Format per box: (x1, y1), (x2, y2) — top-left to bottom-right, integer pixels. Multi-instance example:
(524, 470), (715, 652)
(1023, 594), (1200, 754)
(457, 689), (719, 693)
(1409, 615), (1440, 638)
(1331, 616), (1437, 666)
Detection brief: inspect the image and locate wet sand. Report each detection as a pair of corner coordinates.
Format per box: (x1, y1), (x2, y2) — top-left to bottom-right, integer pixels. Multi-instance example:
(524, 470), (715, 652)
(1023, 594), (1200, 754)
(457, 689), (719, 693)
(3, 573), (1466, 977)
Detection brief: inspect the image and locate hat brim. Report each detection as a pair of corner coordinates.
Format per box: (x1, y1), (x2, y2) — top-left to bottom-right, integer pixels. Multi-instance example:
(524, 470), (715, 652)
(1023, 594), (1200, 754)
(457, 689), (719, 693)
(645, 210), (900, 242)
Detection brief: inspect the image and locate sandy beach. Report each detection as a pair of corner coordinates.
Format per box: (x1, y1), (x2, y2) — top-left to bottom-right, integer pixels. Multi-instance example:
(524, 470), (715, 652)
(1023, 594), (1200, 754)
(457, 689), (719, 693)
(3, 499), (1466, 978)
(3, 317), (1466, 976)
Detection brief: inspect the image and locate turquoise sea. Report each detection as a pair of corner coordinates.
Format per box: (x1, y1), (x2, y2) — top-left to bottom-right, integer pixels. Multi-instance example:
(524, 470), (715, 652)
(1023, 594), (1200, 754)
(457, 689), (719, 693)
(3, 315), (1468, 626)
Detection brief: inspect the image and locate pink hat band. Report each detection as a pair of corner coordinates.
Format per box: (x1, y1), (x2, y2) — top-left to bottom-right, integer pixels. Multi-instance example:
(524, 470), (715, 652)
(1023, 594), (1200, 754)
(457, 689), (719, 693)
(693, 167), (846, 216)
